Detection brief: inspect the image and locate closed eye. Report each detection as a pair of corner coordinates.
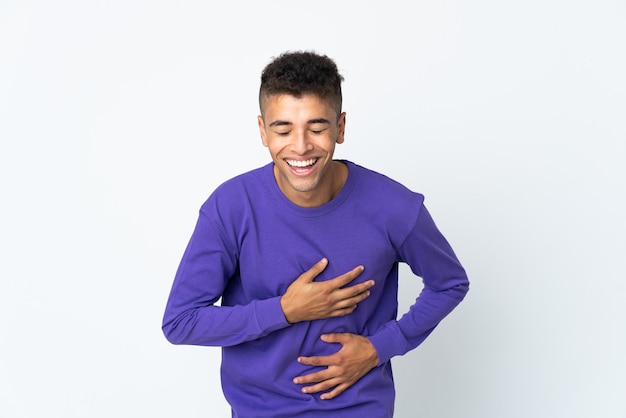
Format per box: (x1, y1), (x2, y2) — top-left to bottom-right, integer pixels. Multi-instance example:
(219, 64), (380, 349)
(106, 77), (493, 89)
(309, 126), (328, 135)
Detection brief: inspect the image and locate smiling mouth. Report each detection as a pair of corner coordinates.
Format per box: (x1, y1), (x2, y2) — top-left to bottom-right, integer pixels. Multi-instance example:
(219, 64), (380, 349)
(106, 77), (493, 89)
(285, 158), (318, 168)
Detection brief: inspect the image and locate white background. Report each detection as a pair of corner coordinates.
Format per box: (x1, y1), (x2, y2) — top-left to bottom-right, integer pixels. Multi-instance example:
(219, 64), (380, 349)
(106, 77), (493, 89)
(1, 1), (625, 417)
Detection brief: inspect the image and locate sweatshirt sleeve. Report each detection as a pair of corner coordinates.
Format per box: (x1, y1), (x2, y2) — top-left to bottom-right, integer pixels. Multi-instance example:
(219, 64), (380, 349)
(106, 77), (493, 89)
(162, 207), (290, 347)
(368, 204), (469, 364)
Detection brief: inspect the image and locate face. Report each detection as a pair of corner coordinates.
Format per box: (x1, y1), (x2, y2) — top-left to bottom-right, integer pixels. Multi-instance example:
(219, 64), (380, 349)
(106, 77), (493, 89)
(258, 94), (346, 207)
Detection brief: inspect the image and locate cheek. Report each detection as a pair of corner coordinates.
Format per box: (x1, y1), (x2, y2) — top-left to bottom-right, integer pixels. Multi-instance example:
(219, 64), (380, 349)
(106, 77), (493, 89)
(322, 135), (339, 150)
(266, 143), (282, 159)
(265, 137), (289, 153)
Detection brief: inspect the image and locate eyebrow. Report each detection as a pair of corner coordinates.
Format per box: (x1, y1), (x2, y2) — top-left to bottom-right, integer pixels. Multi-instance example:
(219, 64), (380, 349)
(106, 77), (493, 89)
(269, 120), (291, 127)
(268, 118), (331, 127)
(308, 118), (331, 125)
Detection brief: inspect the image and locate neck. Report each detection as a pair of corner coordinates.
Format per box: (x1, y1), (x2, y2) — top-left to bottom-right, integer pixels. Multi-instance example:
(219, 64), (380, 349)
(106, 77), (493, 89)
(276, 161), (348, 208)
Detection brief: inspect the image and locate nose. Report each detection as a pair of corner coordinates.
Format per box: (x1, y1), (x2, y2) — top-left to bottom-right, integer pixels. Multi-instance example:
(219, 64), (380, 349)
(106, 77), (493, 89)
(292, 130), (313, 154)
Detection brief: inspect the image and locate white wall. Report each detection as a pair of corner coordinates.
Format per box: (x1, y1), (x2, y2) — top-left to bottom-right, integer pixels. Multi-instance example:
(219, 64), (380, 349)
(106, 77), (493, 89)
(1, 1), (624, 417)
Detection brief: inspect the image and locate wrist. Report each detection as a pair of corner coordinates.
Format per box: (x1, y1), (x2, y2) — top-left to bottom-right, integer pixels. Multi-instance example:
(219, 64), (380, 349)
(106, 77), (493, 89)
(280, 294), (296, 324)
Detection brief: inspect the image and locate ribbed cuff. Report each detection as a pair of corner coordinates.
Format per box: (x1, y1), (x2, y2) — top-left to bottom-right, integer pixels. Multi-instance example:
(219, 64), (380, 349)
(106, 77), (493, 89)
(254, 296), (291, 335)
(367, 322), (404, 365)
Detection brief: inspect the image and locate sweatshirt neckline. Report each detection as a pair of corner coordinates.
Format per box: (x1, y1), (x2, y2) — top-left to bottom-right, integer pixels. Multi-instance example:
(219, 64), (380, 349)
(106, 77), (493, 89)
(265, 160), (357, 217)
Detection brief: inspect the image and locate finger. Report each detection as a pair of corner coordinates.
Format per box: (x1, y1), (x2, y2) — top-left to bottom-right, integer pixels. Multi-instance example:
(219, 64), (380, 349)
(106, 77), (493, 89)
(333, 282), (374, 303)
(327, 265), (365, 288)
(325, 286), (373, 314)
(293, 368), (334, 385)
(316, 291), (370, 318)
(320, 383), (350, 400)
(327, 305), (358, 318)
(297, 354), (334, 367)
(298, 258), (328, 283)
(301, 377), (343, 395)
(320, 333), (349, 344)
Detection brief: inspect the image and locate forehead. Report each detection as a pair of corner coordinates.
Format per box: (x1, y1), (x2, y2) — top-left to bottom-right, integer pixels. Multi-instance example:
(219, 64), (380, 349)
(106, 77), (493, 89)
(261, 94), (337, 120)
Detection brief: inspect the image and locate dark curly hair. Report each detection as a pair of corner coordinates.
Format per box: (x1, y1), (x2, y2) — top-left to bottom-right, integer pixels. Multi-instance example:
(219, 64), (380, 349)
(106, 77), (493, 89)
(259, 51), (344, 118)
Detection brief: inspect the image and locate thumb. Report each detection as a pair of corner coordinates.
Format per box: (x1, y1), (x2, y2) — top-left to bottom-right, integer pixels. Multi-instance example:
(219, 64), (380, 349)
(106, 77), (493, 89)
(298, 258), (328, 283)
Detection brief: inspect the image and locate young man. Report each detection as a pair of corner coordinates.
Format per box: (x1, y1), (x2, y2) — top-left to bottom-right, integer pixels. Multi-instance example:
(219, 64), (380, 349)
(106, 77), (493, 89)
(162, 51), (469, 417)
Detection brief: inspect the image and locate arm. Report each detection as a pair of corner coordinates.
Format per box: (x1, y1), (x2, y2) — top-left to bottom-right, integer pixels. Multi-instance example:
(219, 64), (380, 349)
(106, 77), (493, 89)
(294, 204), (469, 399)
(161, 210), (288, 347)
(162, 211), (374, 347)
(368, 204), (470, 364)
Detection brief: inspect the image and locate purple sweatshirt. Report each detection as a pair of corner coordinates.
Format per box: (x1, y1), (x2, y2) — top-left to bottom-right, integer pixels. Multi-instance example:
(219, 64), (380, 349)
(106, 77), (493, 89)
(162, 161), (469, 417)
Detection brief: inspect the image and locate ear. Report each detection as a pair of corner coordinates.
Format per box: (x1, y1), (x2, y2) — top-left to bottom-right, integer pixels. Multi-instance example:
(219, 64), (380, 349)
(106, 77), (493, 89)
(336, 112), (346, 144)
(258, 115), (269, 147)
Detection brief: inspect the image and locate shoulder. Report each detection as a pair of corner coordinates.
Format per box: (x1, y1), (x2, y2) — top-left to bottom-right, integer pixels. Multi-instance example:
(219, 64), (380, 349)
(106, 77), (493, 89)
(347, 161), (425, 206)
(200, 163), (272, 217)
(216, 164), (269, 194)
(345, 161), (427, 245)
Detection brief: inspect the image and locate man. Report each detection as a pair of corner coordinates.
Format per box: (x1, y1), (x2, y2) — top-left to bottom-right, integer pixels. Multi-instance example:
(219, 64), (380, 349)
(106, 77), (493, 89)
(162, 51), (469, 417)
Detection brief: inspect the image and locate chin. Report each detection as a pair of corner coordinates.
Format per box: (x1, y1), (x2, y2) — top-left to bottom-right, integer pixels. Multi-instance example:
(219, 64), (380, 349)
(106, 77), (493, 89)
(290, 180), (319, 193)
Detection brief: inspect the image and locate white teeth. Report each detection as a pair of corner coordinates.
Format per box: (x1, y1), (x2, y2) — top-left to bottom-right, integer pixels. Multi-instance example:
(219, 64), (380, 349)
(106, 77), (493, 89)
(286, 159), (317, 167)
